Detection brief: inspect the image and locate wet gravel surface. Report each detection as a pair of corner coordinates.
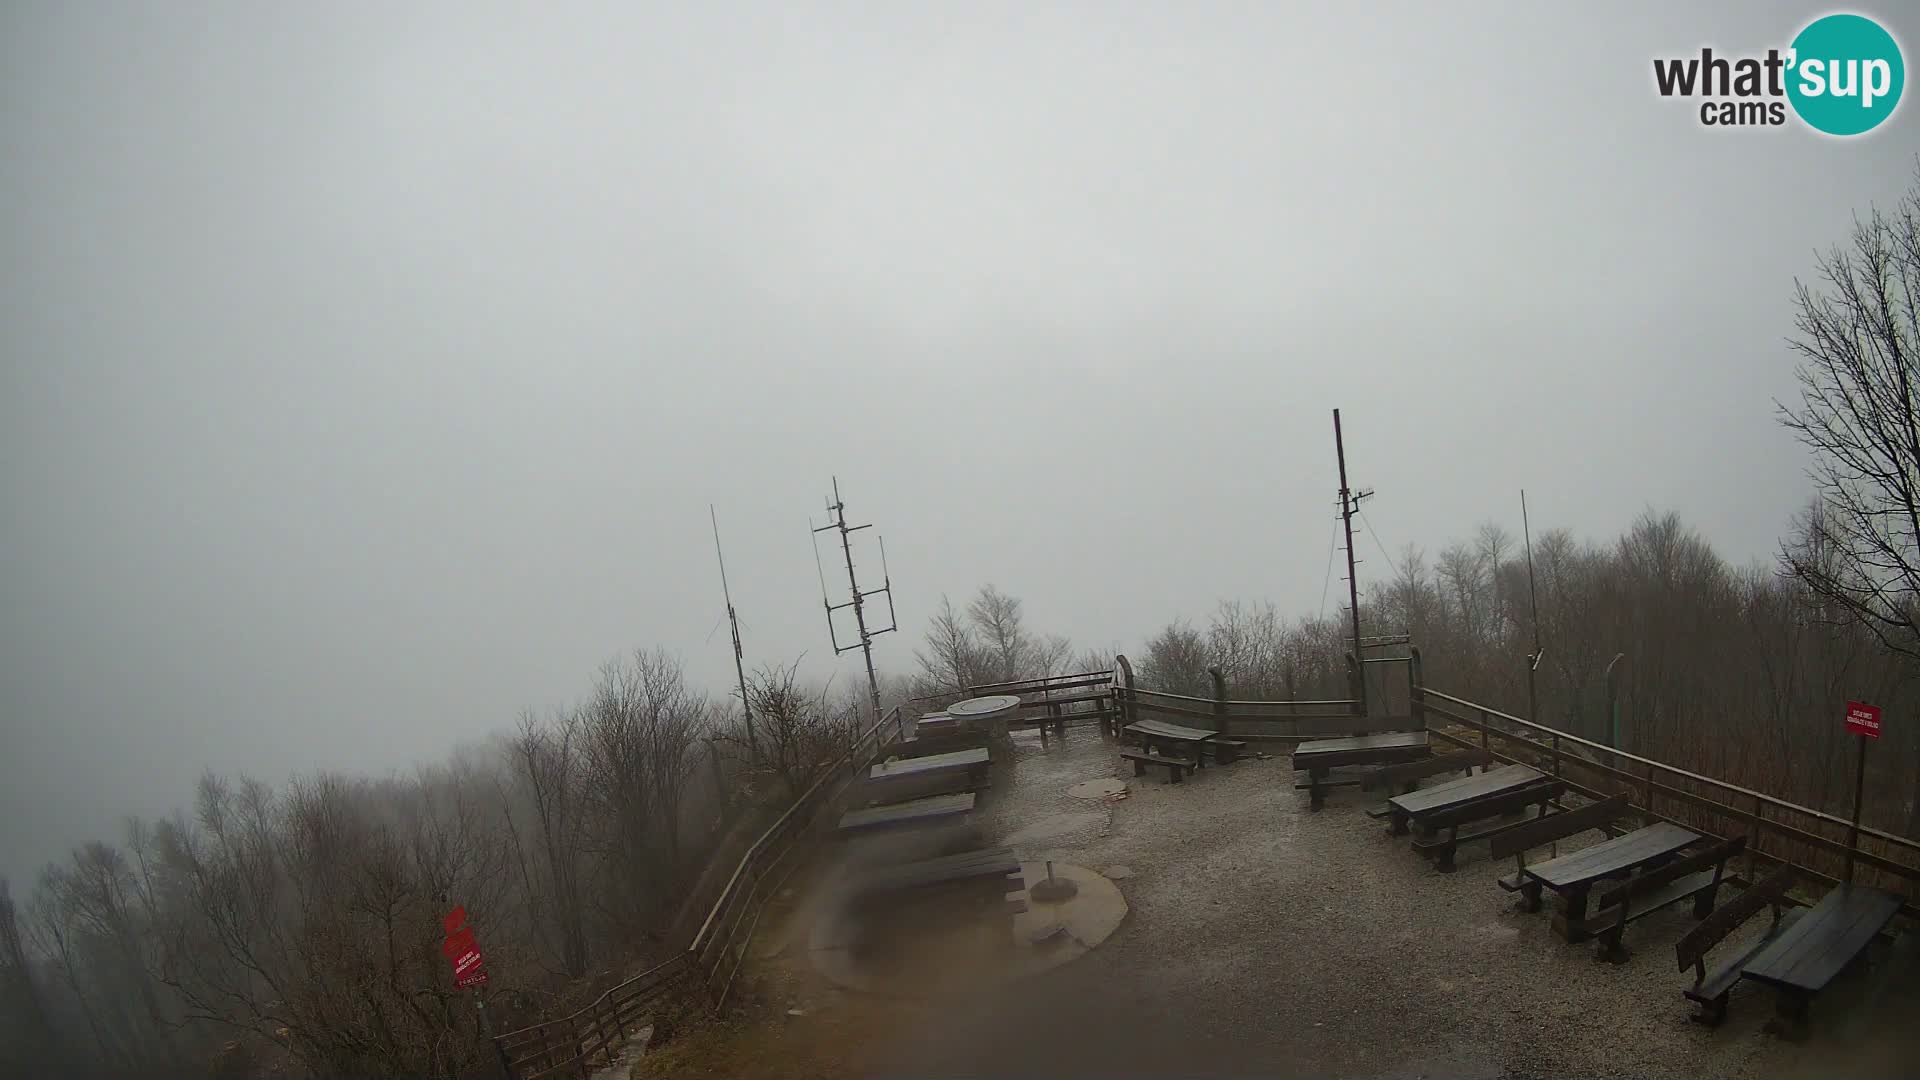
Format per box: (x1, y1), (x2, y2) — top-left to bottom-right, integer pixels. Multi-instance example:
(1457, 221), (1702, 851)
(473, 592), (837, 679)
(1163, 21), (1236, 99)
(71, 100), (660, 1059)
(859, 729), (1917, 1080)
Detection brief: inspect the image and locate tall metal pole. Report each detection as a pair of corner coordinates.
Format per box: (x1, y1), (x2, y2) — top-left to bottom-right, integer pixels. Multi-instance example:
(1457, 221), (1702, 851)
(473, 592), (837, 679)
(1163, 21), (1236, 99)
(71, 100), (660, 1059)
(1844, 734), (1867, 884)
(812, 477), (896, 725)
(1522, 490), (1543, 723)
(1333, 409), (1368, 715)
(710, 506), (756, 753)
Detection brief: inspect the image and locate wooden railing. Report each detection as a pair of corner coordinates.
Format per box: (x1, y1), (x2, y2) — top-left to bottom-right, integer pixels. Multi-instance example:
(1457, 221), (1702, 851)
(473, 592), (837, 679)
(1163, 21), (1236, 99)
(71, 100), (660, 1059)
(491, 704), (911, 1078)
(1416, 686), (1920, 916)
(1115, 651), (1408, 740)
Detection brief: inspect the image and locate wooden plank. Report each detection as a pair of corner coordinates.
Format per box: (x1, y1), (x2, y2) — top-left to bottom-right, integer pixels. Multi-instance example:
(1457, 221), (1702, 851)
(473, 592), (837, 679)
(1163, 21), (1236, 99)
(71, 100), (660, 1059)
(869, 747), (990, 780)
(1597, 837), (1744, 912)
(1417, 781), (1564, 832)
(837, 793), (975, 833)
(1677, 865), (1798, 973)
(1389, 764), (1543, 817)
(1361, 750), (1487, 792)
(1126, 719), (1216, 742)
(1741, 884), (1903, 993)
(1488, 794), (1632, 861)
(851, 846), (1020, 894)
(1522, 821), (1699, 890)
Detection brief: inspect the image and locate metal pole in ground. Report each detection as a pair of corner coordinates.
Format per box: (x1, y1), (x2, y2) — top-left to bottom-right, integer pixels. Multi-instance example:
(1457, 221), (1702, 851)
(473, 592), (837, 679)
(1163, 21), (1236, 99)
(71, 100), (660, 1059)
(1845, 734), (1868, 884)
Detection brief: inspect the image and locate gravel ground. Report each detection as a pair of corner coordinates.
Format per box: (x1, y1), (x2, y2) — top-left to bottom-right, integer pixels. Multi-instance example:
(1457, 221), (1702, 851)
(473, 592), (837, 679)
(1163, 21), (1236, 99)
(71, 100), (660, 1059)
(842, 728), (1919, 1080)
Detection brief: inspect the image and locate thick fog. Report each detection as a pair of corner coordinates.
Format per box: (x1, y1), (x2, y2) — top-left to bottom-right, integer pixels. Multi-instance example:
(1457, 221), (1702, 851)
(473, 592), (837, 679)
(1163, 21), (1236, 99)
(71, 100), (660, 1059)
(2, 2), (1913, 878)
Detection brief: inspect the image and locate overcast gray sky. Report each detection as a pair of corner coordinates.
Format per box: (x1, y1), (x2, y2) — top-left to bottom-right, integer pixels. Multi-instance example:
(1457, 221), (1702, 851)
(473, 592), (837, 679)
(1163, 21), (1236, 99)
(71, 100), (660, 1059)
(2, 2), (1914, 878)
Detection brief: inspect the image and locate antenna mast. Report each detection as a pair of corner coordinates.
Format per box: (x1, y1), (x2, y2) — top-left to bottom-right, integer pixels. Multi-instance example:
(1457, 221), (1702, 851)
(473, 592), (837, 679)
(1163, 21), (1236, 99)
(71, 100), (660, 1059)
(1521, 489), (1544, 723)
(810, 477), (897, 723)
(710, 505), (756, 753)
(1333, 409), (1373, 715)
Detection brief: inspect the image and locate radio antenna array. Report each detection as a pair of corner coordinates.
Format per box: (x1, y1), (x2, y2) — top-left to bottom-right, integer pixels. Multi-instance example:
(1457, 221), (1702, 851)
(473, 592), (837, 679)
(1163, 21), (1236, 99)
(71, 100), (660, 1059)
(810, 477), (896, 722)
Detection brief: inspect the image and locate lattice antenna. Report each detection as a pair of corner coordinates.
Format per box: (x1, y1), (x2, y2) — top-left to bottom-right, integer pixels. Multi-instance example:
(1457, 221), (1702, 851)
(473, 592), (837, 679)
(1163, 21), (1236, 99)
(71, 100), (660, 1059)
(809, 477), (897, 723)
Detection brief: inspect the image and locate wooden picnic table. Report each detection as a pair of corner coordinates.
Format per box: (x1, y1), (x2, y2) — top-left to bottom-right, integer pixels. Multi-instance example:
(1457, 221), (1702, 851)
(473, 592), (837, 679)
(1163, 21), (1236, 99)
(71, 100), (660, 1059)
(1386, 763), (1544, 834)
(847, 846), (1023, 900)
(1740, 883), (1903, 1027)
(1292, 732), (1432, 810)
(1294, 731), (1429, 769)
(1519, 820), (1700, 941)
(868, 747), (990, 784)
(1125, 718), (1217, 763)
(837, 792), (975, 835)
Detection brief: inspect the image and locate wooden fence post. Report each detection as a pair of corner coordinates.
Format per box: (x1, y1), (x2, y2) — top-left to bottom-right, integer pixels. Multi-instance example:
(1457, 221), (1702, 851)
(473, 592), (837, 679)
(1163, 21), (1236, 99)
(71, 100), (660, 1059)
(1407, 646), (1425, 731)
(1208, 666), (1229, 736)
(1113, 654), (1135, 737)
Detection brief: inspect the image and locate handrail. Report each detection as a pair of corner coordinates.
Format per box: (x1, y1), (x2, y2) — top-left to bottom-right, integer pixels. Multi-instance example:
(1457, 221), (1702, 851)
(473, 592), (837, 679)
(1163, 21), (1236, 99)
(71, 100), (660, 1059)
(497, 703), (908, 1076)
(970, 669), (1113, 692)
(687, 705), (900, 954)
(1222, 698), (1358, 708)
(1420, 688), (1920, 857)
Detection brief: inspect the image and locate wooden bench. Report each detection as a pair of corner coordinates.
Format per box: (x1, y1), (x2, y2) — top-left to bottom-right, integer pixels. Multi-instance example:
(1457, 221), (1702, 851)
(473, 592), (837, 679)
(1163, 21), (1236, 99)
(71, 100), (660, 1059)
(1592, 836), (1743, 962)
(1205, 738), (1248, 765)
(1489, 793), (1632, 894)
(1675, 865), (1799, 1026)
(1738, 881), (1904, 1037)
(1120, 748), (1197, 784)
(1293, 732), (1431, 810)
(1409, 781), (1566, 873)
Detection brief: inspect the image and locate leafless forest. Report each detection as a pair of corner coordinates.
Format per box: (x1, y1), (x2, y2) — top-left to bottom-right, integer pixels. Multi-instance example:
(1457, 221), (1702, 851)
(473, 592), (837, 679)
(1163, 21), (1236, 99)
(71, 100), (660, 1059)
(4, 149), (1916, 1080)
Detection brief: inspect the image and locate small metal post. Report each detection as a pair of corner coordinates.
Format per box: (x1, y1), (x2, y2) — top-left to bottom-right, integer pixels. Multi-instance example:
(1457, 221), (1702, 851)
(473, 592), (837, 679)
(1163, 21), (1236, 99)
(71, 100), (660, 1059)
(1748, 794), (1763, 884)
(1479, 707), (1490, 766)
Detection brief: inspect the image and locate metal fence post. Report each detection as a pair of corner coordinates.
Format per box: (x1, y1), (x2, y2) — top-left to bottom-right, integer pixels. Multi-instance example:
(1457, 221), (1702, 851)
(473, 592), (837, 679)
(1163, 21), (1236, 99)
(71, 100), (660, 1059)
(1208, 666), (1229, 736)
(1407, 647), (1425, 731)
(1478, 707), (1490, 763)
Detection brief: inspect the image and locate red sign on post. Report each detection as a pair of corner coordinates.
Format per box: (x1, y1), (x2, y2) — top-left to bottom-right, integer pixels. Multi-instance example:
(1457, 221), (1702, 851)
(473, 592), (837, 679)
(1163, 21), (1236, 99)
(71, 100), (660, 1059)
(442, 908), (488, 988)
(1845, 700), (1882, 739)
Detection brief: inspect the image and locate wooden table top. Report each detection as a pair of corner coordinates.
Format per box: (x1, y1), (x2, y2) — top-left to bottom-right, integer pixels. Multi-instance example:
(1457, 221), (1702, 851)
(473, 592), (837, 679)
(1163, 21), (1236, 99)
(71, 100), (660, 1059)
(1295, 731), (1429, 757)
(869, 746), (990, 780)
(1126, 719), (1217, 742)
(1388, 763), (1544, 817)
(1522, 821), (1700, 890)
(838, 792), (976, 832)
(850, 846), (1021, 893)
(1742, 883), (1903, 993)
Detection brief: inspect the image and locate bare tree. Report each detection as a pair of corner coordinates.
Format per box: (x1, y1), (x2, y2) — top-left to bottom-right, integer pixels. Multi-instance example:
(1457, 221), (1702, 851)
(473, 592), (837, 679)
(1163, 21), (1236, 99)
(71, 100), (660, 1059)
(1779, 165), (1920, 661)
(721, 660), (849, 801)
(508, 710), (589, 978)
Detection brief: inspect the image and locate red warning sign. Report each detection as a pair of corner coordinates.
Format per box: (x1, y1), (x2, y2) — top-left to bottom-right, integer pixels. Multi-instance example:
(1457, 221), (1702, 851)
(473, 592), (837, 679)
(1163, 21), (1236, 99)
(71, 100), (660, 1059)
(1845, 700), (1882, 739)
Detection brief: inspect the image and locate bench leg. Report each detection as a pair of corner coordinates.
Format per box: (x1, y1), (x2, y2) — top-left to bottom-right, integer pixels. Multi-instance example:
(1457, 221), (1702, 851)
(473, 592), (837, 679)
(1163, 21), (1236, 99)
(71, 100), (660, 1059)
(1690, 993), (1729, 1028)
(1692, 882), (1722, 920)
(1166, 764), (1183, 785)
(1132, 758), (1148, 777)
(1520, 881), (1543, 914)
(1768, 990), (1810, 1041)
(1389, 808), (1409, 836)
(1556, 890), (1592, 943)
(1596, 925), (1629, 965)
(1309, 769), (1327, 811)
(1435, 830), (1459, 874)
